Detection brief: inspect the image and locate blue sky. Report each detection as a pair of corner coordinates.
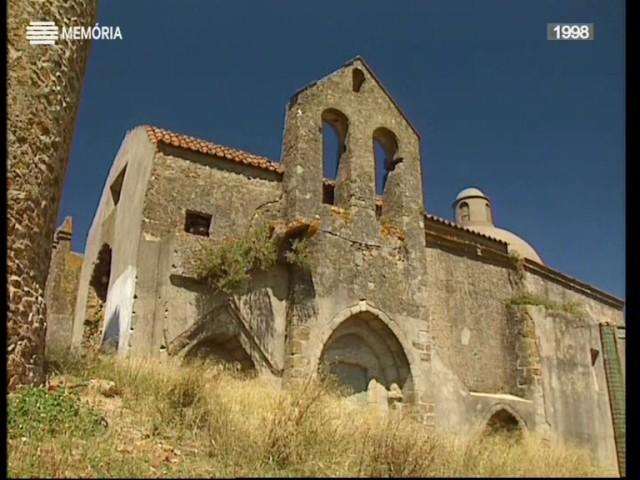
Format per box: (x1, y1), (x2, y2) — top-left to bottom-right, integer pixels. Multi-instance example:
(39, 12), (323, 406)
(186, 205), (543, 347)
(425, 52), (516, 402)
(60, 0), (625, 299)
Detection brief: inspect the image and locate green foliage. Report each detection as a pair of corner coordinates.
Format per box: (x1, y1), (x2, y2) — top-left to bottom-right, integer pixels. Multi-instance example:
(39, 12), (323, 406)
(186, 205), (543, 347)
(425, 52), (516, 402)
(8, 387), (106, 440)
(196, 223), (316, 294)
(509, 293), (585, 317)
(196, 224), (278, 294)
(283, 237), (316, 272)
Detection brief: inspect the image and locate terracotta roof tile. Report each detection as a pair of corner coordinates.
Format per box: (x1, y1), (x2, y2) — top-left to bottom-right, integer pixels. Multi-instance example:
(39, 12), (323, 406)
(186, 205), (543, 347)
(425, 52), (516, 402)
(145, 125), (283, 174)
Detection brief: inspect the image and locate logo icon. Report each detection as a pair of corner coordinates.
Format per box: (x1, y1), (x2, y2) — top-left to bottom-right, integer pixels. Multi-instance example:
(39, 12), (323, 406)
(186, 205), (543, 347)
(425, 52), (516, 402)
(26, 21), (59, 46)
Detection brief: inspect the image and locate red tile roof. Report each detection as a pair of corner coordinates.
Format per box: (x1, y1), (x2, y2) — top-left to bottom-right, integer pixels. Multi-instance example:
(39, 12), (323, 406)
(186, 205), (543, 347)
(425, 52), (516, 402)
(144, 125), (283, 174)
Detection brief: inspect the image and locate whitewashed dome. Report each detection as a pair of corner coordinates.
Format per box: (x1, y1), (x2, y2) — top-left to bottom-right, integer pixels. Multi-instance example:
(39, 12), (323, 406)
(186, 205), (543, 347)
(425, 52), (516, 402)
(455, 187), (487, 201)
(453, 187), (543, 264)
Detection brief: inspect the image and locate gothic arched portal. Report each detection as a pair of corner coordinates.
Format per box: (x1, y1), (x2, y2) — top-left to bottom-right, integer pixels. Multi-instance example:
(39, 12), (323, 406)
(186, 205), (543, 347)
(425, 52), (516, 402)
(318, 311), (412, 395)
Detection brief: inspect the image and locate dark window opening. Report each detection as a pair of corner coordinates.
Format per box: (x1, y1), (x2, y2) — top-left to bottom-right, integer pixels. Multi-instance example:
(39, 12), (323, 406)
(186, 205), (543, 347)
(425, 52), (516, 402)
(485, 202), (492, 222)
(185, 210), (212, 237)
(591, 348), (600, 366)
(375, 202), (382, 219)
(352, 68), (365, 92)
(322, 109), (349, 205)
(89, 243), (112, 302)
(110, 165), (127, 206)
(459, 202), (470, 223)
(323, 181), (335, 205)
(373, 127), (399, 196)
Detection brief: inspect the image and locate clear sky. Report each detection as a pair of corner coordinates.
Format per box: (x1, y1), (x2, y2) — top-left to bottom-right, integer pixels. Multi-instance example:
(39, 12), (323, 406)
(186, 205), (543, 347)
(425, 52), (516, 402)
(59, 0), (625, 299)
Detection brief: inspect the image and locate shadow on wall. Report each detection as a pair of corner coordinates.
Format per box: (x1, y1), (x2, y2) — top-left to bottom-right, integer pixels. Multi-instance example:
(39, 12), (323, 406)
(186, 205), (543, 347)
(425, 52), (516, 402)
(100, 307), (120, 354)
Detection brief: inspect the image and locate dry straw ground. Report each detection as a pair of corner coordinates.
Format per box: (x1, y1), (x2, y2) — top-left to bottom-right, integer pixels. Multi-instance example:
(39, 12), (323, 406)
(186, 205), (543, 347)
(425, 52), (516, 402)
(8, 350), (615, 478)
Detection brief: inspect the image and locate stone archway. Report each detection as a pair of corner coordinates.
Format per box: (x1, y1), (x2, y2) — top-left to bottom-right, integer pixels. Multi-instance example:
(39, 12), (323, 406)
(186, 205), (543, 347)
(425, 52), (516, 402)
(319, 313), (411, 393)
(480, 404), (527, 439)
(313, 302), (419, 406)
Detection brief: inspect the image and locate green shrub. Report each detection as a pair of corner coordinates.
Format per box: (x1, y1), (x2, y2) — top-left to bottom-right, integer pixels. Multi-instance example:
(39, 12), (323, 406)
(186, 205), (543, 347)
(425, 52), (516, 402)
(509, 293), (585, 317)
(283, 236), (317, 272)
(196, 223), (316, 295)
(196, 224), (278, 294)
(8, 388), (106, 440)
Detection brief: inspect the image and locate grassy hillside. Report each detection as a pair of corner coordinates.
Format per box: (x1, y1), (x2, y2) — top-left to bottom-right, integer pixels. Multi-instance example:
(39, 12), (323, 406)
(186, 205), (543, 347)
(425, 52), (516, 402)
(7, 351), (614, 478)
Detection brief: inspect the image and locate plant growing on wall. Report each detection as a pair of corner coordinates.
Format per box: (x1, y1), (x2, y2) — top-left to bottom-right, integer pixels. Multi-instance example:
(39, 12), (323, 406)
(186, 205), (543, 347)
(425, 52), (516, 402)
(508, 293), (585, 318)
(283, 237), (317, 272)
(508, 251), (526, 289)
(195, 219), (319, 295)
(195, 224), (277, 295)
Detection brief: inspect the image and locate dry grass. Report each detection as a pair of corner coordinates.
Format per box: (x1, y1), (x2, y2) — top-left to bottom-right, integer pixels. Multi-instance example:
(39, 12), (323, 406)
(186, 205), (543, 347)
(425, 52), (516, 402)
(9, 350), (615, 478)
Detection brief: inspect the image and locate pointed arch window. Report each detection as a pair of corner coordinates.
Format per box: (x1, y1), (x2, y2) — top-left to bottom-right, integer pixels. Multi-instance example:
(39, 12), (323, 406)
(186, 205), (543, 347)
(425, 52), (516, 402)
(372, 127), (399, 196)
(485, 202), (492, 223)
(322, 108), (349, 204)
(352, 68), (365, 92)
(459, 202), (470, 223)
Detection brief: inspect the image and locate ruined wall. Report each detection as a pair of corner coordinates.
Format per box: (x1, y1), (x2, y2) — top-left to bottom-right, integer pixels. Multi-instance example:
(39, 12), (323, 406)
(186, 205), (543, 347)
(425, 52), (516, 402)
(8, 0), (97, 388)
(44, 218), (83, 352)
(523, 304), (618, 471)
(71, 127), (157, 352)
(520, 270), (623, 470)
(131, 147), (285, 361)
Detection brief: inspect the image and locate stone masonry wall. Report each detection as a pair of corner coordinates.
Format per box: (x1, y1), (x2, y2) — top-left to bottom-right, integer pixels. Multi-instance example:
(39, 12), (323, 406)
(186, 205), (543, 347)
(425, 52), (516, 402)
(8, 0), (97, 388)
(142, 146), (283, 240)
(278, 60), (432, 423)
(44, 217), (83, 352)
(131, 146), (284, 357)
(426, 247), (517, 394)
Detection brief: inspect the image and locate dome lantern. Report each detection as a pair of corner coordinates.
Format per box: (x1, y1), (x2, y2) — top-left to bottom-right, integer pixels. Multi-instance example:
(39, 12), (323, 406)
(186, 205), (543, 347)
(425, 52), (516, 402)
(452, 187), (543, 264)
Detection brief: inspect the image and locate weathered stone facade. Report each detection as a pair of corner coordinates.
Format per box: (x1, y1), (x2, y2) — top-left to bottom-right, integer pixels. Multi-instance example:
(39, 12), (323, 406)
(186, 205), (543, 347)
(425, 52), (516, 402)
(8, 0), (97, 389)
(44, 217), (83, 353)
(62, 58), (624, 471)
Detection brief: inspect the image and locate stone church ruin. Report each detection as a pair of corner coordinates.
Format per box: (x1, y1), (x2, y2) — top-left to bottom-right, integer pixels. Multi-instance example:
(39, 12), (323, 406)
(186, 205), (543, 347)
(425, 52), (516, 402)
(45, 57), (625, 473)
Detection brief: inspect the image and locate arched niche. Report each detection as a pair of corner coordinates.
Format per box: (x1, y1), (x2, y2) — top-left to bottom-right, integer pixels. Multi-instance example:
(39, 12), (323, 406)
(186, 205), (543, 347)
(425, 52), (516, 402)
(317, 307), (414, 398)
(183, 334), (256, 372)
(482, 405), (526, 439)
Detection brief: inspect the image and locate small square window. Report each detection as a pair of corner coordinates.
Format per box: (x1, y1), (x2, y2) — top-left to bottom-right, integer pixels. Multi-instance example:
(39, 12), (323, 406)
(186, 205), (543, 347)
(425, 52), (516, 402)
(185, 210), (212, 237)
